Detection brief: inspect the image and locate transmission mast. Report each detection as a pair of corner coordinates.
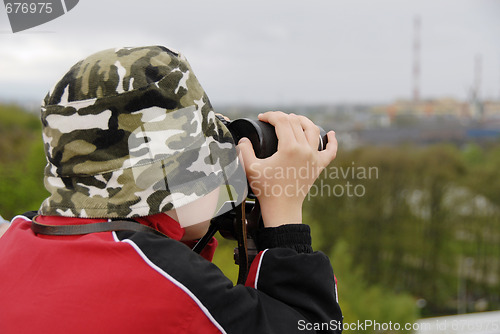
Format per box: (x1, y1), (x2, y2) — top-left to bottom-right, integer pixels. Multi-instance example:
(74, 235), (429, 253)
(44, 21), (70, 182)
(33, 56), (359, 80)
(412, 16), (421, 105)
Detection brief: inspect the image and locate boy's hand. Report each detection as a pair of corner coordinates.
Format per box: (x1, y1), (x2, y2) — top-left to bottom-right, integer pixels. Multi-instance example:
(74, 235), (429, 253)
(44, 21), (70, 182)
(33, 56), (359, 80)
(238, 111), (338, 228)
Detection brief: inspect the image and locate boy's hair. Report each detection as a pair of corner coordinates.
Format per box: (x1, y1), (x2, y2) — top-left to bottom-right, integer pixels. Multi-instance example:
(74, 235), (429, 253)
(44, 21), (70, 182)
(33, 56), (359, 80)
(40, 46), (238, 218)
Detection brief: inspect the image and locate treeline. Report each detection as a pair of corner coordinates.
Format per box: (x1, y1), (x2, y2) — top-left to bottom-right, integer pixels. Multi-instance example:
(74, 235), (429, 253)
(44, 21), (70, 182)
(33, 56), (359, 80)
(304, 142), (500, 320)
(2, 104), (499, 332)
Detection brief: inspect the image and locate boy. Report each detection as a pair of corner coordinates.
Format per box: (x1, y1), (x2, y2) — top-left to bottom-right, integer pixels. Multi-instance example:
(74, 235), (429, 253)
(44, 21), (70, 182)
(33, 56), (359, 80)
(0, 46), (342, 333)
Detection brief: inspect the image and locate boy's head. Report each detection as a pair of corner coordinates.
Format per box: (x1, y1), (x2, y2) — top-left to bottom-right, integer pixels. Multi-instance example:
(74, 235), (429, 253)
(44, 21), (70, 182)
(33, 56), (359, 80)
(40, 46), (243, 220)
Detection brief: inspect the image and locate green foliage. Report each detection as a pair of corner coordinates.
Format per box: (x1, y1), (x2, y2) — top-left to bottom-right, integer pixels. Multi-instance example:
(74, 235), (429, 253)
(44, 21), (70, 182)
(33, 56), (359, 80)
(0, 104), (47, 219)
(332, 241), (418, 333)
(306, 143), (500, 317)
(0, 104), (40, 131)
(212, 235), (239, 284)
(0, 104), (42, 165)
(0, 140), (48, 219)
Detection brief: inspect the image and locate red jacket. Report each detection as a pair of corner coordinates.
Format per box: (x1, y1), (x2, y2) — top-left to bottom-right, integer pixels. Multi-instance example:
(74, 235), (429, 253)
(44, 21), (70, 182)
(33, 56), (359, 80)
(0, 213), (342, 333)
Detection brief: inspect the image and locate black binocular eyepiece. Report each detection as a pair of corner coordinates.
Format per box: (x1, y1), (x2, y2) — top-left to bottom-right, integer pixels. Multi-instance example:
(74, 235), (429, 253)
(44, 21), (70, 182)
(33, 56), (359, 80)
(221, 117), (328, 159)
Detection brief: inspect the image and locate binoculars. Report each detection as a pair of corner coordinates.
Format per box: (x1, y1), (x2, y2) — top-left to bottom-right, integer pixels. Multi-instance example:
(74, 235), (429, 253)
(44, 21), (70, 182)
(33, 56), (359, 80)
(222, 117), (329, 158)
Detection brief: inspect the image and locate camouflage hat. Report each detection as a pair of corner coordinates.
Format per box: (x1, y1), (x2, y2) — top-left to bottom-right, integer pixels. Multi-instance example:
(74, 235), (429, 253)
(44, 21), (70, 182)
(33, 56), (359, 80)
(39, 46), (240, 218)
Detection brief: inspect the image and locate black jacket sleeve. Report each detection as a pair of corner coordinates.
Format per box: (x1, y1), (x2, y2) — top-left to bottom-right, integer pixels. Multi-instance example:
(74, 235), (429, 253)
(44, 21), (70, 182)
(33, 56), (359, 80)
(117, 225), (343, 334)
(254, 224), (313, 253)
(246, 248), (342, 333)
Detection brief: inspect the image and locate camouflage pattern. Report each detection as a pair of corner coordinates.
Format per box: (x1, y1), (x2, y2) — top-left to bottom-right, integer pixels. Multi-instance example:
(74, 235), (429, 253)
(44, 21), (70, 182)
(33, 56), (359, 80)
(40, 46), (239, 218)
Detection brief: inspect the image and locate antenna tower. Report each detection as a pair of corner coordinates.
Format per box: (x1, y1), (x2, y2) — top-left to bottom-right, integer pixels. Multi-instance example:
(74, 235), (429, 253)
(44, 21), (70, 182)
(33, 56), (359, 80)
(412, 16), (421, 104)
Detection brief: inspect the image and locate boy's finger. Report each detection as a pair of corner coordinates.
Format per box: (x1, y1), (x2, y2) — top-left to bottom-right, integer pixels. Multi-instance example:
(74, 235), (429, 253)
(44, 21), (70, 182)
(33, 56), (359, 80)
(289, 114), (308, 145)
(298, 115), (321, 150)
(318, 131), (338, 167)
(237, 137), (258, 174)
(258, 111), (296, 146)
(215, 113), (230, 122)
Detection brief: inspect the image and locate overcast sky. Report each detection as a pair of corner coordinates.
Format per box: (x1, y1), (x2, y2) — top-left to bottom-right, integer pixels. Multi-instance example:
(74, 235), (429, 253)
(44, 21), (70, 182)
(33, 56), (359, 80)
(0, 0), (499, 107)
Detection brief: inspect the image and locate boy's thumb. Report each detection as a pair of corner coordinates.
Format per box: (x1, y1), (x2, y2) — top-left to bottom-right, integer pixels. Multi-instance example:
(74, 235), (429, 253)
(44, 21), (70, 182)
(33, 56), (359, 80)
(237, 137), (257, 167)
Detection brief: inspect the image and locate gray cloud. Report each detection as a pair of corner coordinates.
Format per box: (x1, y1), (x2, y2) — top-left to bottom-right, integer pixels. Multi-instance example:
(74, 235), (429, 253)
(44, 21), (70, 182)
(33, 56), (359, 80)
(1, 0), (499, 105)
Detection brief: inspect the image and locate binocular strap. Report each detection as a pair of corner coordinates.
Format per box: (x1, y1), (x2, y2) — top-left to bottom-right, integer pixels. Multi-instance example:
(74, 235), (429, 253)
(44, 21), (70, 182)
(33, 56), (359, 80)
(30, 216), (169, 239)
